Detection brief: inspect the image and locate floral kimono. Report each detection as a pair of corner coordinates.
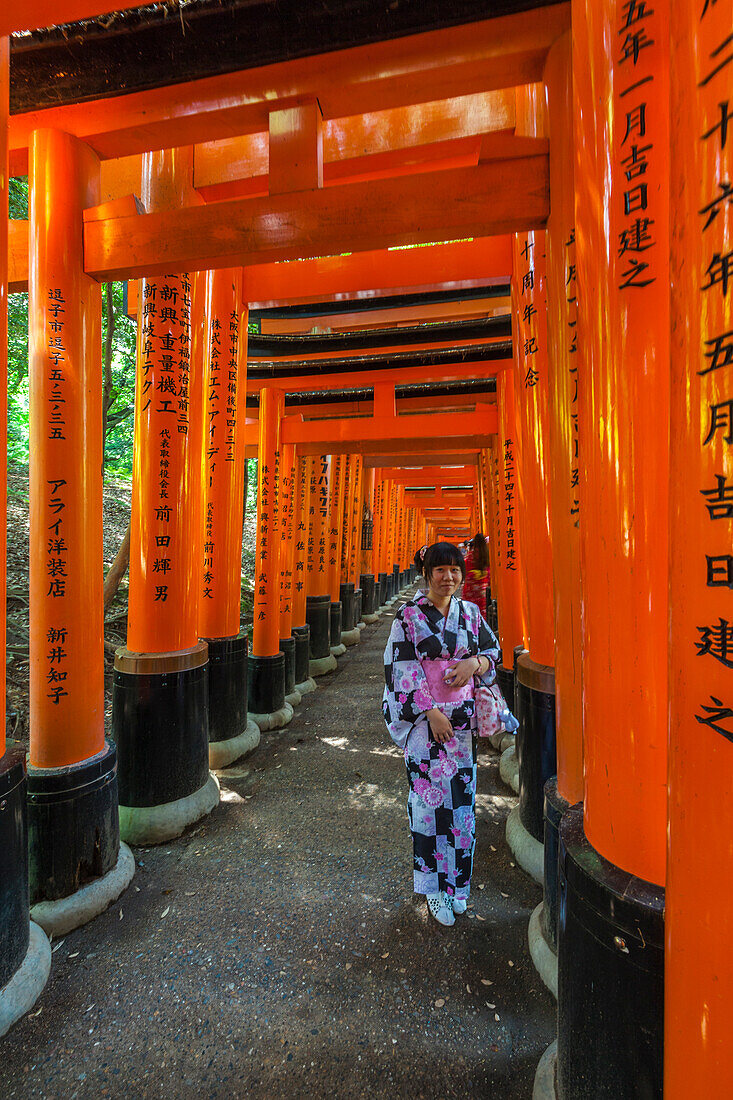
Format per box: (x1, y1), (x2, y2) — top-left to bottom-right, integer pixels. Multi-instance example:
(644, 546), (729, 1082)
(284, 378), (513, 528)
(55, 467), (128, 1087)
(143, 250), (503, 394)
(382, 593), (500, 900)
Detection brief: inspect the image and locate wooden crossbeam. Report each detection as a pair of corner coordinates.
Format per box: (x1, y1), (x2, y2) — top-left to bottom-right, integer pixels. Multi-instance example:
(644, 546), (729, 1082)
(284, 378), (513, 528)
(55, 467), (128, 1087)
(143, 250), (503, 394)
(282, 404), (496, 450)
(83, 158), (547, 281)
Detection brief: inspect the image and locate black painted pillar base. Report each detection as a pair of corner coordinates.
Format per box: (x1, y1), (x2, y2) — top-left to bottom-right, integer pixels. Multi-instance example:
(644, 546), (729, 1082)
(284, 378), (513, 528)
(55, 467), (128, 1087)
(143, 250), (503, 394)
(359, 573), (377, 617)
(306, 594), (331, 659)
(329, 601), (345, 656)
(543, 778), (571, 952)
(27, 741), (119, 905)
(557, 804), (664, 1099)
(516, 653), (557, 843)
(378, 572), (389, 608)
(112, 643), (218, 846)
(291, 625), (317, 694)
(280, 636), (301, 705)
(203, 634), (248, 744)
(0, 745), (50, 1037)
(1, 747), (30, 988)
(354, 588), (363, 626)
(495, 664), (515, 717)
(339, 582), (355, 631)
(248, 651), (293, 731)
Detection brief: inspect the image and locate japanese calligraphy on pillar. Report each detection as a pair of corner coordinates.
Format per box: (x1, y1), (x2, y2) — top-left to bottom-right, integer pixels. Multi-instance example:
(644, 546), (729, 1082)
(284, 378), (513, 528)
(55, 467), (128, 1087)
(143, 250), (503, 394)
(614, 0), (664, 290)
(690, 0), (733, 741)
(255, 452), (271, 626)
(279, 450), (295, 623)
(329, 455), (342, 580)
(44, 290), (71, 705)
(515, 234), (547, 390)
(566, 229), (580, 521)
(295, 457), (308, 601)
(140, 272), (192, 606)
(503, 439), (517, 572)
(317, 455), (330, 578)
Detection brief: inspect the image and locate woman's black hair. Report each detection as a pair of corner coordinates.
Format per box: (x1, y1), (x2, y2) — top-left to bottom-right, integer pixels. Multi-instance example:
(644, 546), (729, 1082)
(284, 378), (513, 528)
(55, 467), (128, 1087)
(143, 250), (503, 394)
(470, 532), (489, 571)
(422, 541), (466, 582)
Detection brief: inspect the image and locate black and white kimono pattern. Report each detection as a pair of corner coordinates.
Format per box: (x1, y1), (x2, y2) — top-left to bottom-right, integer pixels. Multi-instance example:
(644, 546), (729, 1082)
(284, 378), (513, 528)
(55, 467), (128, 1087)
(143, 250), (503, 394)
(382, 593), (499, 900)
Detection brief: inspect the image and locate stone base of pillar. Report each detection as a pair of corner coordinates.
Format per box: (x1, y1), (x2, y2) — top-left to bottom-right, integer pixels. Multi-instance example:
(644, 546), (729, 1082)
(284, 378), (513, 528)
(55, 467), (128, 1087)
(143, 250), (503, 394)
(532, 1041), (558, 1100)
(249, 702), (294, 732)
(279, 637), (301, 708)
(330, 643), (347, 657)
(516, 654), (557, 844)
(306, 595), (331, 660)
(296, 677), (317, 695)
(310, 653), (338, 677)
(0, 923), (51, 1040)
(505, 805), (544, 886)
(203, 634), (248, 745)
(528, 901), (558, 999)
(31, 842), (135, 938)
(113, 645), (214, 845)
(329, 601), (343, 650)
(119, 773), (220, 846)
(27, 742), (121, 909)
(353, 588), (363, 628)
(248, 652), (287, 721)
(341, 627), (361, 646)
(499, 744), (519, 793)
(557, 805), (663, 1099)
(209, 718), (261, 770)
(362, 612), (380, 623)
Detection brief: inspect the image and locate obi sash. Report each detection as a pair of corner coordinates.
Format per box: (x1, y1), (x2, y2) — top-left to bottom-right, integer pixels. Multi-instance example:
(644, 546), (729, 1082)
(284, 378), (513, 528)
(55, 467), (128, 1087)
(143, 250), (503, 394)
(422, 658), (474, 707)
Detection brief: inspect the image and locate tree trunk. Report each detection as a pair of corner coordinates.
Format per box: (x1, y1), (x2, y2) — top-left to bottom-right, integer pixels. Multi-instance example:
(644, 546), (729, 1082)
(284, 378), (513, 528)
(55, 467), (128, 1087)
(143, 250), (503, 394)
(102, 281), (116, 457)
(103, 521), (131, 611)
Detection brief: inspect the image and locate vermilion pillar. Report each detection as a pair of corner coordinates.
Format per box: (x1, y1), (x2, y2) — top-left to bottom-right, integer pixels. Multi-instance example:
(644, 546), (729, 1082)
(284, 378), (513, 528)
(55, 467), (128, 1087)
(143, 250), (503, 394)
(328, 454), (346, 656)
(277, 441), (301, 708)
(340, 455), (361, 644)
(666, 3), (733, 1094)
(27, 127), (133, 926)
(495, 370), (525, 680)
(531, 28), (584, 978)
(509, 84), (557, 885)
(290, 454), (316, 695)
(306, 454), (336, 674)
(0, 39), (51, 1026)
(199, 268), (256, 768)
(113, 147), (217, 846)
(249, 386), (291, 727)
(556, 2), (670, 1096)
(360, 465), (379, 620)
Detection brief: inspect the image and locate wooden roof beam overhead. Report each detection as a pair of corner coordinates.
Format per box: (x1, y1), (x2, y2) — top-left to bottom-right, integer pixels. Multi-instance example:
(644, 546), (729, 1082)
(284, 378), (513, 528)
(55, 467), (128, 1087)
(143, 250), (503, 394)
(245, 358), (508, 395)
(83, 157), (547, 281)
(8, 6), (570, 171)
(258, 297), (511, 333)
(379, 466), (478, 484)
(364, 453), (479, 468)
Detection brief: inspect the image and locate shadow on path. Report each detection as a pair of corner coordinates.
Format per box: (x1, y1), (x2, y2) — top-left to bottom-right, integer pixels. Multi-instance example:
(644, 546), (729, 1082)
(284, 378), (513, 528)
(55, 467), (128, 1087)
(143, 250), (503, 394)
(0, 602), (555, 1099)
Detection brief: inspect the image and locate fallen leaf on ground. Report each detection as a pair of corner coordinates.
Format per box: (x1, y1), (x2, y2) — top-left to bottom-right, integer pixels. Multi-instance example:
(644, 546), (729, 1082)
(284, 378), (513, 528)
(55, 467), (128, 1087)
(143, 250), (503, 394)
(161, 907), (170, 918)
(434, 998), (445, 1008)
(508, 960), (514, 967)
(475, 914), (486, 922)
(68, 952), (79, 958)
(380, 952), (389, 959)
(480, 979), (493, 986)
(345, 963), (352, 970)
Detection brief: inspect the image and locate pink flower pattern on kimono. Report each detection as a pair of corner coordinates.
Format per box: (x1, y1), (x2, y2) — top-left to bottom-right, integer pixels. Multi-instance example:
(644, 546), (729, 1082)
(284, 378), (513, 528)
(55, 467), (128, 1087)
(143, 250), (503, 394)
(413, 686), (434, 713)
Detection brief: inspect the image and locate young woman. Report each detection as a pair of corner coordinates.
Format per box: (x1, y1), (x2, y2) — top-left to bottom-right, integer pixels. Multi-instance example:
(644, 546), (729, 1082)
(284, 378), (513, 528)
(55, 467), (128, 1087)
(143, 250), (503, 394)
(382, 542), (499, 927)
(462, 532), (490, 618)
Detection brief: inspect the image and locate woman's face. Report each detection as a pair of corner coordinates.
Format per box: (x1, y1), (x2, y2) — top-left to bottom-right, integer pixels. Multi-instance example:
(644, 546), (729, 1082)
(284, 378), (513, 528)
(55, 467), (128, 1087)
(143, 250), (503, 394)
(428, 563), (463, 599)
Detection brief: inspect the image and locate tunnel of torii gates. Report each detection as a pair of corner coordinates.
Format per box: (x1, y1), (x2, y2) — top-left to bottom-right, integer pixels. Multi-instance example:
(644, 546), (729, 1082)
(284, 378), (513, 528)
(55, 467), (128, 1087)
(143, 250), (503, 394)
(0, 0), (730, 1096)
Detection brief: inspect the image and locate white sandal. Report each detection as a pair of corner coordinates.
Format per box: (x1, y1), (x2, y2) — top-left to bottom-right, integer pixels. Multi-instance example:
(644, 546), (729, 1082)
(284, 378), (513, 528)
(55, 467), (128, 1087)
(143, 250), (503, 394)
(451, 897), (467, 915)
(426, 892), (455, 927)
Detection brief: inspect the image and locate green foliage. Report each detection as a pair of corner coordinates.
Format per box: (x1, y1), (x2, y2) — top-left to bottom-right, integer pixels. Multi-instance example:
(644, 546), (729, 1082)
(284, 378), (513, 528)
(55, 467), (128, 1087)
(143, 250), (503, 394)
(6, 175), (138, 474)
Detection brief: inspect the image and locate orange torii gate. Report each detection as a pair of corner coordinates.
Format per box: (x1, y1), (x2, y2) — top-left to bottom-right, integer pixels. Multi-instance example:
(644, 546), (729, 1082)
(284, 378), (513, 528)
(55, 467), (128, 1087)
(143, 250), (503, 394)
(1, 6), (731, 1100)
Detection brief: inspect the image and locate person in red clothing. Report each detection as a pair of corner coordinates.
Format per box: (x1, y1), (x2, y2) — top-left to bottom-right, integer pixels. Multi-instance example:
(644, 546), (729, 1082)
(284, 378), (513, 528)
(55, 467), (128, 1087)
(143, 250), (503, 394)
(462, 532), (490, 617)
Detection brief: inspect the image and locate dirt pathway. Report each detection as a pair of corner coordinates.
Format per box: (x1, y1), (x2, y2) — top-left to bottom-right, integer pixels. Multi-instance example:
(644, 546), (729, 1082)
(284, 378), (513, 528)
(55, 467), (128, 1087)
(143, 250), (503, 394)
(0, 602), (554, 1099)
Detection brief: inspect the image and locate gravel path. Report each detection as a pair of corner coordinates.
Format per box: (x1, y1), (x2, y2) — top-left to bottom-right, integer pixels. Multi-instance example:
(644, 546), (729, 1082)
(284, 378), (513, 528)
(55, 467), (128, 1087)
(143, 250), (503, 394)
(0, 599), (555, 1099)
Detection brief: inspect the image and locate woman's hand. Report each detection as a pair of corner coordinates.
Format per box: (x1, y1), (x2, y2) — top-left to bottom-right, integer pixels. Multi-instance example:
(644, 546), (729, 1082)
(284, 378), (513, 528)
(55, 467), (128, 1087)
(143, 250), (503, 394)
(427, 707), (454, 743)
(442, 657), (480, 689)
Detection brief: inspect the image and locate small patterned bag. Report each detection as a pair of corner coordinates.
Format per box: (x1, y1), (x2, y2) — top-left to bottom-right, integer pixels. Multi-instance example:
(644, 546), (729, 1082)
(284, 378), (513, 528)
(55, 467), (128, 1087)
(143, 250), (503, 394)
(474, 668), (519, 739)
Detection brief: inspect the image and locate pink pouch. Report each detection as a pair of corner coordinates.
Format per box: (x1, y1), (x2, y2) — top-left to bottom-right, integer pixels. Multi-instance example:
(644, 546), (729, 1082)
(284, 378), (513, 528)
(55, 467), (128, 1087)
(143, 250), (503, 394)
(422, 659), (474, 706)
